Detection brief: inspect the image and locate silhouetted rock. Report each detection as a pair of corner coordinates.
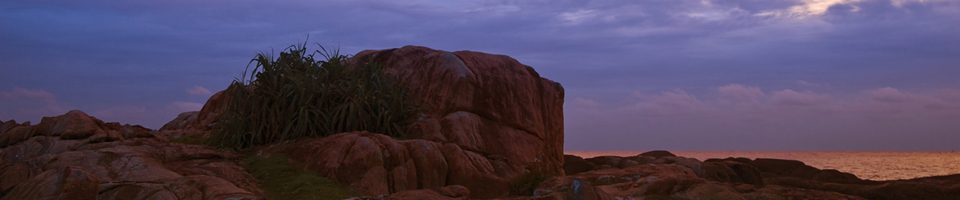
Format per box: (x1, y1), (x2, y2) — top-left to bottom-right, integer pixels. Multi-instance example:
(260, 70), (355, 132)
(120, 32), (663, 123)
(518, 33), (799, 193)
(702, 159), (764, 185)
(562, 155), (596, 175)
(750, 158), (860, 183)
(639, 150), (676, 159)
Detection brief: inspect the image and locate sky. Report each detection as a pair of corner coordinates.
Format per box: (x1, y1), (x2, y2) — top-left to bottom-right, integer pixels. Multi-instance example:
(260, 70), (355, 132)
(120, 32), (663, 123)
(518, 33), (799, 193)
(2, 0), (959, 151)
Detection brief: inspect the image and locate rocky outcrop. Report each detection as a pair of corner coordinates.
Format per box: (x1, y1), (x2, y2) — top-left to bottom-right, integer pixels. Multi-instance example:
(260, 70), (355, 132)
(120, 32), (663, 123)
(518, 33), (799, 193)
(156, 46), (565, 198)
(749, 158), (861, 183)
(0, 110), (263, 199)
(158, 90), (227, 139)
(548, 151), (960, 200)
(702, 158), (764, 186)
(335, 46), (564, 198)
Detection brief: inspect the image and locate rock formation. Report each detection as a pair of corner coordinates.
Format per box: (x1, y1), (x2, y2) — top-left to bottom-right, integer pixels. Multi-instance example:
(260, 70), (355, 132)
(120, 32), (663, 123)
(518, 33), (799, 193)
(538, 152), (960, 200)
(158, 45), (566, 198)
(0, 110), (262, 200)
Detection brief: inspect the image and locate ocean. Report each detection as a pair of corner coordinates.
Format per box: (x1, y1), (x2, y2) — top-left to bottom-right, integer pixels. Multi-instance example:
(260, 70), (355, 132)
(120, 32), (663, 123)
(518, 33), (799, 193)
(564, 151), (960, 181)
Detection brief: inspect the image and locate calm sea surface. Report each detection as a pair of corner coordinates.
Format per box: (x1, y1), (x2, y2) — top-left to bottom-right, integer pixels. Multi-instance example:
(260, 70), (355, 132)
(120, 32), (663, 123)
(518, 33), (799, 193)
(564, 151), (960, 181)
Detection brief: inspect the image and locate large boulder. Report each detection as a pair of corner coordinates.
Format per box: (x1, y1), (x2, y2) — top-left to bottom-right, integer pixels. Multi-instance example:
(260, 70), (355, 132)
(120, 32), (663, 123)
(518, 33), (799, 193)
(349, 46), (565, 177)
(156, 46), (566, 198)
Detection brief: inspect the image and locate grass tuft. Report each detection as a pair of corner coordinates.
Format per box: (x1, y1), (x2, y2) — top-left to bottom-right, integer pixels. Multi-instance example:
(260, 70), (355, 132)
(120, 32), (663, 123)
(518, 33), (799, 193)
(510, 172), (553, 196)
(243, 154), (362, 200)
(206, 41), (419, 150)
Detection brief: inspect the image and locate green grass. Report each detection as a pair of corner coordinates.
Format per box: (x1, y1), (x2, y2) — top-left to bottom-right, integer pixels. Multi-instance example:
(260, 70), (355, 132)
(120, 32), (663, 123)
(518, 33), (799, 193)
(243, 154), (362, 200)
(510, 172), (553, 196)
(207, 41), (419, 150)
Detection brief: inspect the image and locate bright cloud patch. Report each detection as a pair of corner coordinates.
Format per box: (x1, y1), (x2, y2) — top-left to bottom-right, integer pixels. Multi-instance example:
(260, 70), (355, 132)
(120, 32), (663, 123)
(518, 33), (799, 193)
(558, 9), (601, 25)
(756, 0), (864, 18)
(186, 85), (212, 96)
(0, 87), (66, 123)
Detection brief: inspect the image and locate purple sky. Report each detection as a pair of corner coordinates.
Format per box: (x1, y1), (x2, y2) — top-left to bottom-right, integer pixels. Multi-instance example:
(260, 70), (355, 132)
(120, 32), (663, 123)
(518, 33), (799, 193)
(2, 0), (959, 151)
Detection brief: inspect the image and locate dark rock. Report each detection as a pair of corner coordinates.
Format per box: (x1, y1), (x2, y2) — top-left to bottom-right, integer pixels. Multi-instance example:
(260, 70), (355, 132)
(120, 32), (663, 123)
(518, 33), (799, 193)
(638, 150), (676, 159)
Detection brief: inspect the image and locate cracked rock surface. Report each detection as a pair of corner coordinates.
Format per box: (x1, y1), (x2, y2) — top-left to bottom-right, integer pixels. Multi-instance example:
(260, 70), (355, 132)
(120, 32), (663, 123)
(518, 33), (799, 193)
(0, 110), (263, 200)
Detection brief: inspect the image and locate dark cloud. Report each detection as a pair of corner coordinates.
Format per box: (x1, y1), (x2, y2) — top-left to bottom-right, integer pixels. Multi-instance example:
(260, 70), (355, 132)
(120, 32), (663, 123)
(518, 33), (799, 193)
(1, 0), (958, 150)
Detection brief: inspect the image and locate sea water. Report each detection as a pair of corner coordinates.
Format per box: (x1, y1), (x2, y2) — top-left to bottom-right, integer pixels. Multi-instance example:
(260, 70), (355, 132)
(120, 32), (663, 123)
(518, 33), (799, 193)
(564, 151), (960, 181)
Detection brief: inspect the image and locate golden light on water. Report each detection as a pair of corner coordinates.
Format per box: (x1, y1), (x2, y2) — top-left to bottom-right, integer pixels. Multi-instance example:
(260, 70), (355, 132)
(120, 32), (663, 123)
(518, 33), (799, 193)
(565, 151), (960, 181)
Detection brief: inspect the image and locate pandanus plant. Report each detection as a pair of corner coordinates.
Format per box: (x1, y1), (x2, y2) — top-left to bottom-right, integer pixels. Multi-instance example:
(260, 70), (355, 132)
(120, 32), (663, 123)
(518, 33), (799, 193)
(207, 42), (419, 150)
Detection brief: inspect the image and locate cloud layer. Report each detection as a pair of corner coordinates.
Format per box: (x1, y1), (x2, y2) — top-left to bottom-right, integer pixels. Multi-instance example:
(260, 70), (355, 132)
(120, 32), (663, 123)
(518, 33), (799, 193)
(1, 0), (958, 149)
(567, 84), (960, 151)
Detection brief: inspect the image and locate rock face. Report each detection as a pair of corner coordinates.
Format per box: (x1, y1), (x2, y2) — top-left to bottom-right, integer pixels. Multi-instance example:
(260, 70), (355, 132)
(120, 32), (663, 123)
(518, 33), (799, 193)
(349, 45), (565, 177)
(331, 46), (566, 198)
(158, 90), (227, 139)
(0, 110), (263, 199)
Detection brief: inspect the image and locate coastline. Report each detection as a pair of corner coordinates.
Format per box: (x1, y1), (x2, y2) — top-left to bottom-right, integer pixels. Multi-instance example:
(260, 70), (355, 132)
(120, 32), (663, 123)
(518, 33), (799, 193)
(566, 150), (960, 181)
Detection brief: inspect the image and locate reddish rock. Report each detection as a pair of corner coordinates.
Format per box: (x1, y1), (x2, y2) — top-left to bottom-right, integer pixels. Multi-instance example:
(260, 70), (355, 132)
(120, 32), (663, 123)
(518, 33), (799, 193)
(402, 140), (449, 189)
(0, 166), (99, 200)
(534, 177), (612, 200)
(702, 160), (764, 186)
(272, 132), (418, 196)
(750, 158), (860, 183)
(585, 156), (621, 169)
(159, 90), (227, 139)
(562, 155), (595, 175)
(350, 46), (565, 176)
(639, 150), (676, 159)
(349, 185), (470, 200)
(0, 110), (264, 200)
(743, 185), (867, 200)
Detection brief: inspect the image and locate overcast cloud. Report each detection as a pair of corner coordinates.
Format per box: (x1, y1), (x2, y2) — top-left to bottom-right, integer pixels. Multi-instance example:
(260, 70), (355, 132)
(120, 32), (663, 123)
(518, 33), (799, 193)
(2, 0), (958, 151)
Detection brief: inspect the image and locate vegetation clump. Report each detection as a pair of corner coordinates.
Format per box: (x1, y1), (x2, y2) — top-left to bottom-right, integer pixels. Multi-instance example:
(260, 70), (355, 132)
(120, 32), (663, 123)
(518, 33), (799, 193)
(243, 154), (362, 200)
(206, 42), (419, 150)
(510, 172), (553, 196)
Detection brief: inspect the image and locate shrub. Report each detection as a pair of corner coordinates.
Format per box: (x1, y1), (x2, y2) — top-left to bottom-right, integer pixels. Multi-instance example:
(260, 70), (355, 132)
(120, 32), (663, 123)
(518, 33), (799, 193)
(243, 154), (362, 199)
(207, 42), (419, 150)
(510, 172), (553, 196)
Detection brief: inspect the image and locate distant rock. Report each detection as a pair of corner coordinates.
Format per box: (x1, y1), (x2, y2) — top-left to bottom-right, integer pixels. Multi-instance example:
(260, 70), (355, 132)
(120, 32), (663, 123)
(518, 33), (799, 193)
(639, 150), (676, 159)
(749, 158), (860, 183)
(553, 151), (960, 200)
(562, 155), (596, 175)
(701, 159), (764, 186)
(158, 90), (227, 139)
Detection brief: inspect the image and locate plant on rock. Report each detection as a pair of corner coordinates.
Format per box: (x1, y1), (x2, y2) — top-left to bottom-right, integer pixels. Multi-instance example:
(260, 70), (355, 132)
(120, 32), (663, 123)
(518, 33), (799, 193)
(510, 172), (553, 196)
(207, 42), (419, 150)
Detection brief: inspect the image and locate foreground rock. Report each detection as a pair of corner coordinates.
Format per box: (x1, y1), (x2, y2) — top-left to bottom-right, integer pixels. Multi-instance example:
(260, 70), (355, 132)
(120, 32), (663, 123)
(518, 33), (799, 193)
(543, 152), (960, 200)
(0, 110), (263, 199)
